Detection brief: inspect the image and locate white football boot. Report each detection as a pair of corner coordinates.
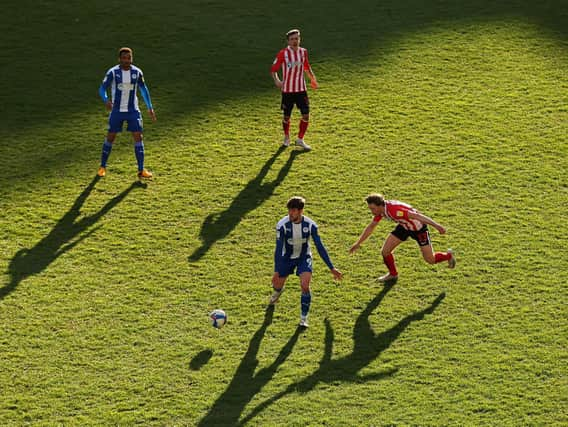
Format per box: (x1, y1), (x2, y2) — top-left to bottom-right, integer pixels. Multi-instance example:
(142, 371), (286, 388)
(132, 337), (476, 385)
(295, 138), (311, 151)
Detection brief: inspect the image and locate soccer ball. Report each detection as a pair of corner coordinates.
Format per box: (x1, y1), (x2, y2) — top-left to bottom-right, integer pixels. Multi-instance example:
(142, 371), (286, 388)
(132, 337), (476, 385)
(209, 309), (227, 329)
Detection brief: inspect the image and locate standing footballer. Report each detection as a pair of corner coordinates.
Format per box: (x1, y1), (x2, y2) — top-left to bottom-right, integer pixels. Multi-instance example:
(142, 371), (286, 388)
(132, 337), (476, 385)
(349, 194), (456, 282)
(270, 197), (343, 328)
(270, 29), (318, 151)
(97, 47), (156, 179)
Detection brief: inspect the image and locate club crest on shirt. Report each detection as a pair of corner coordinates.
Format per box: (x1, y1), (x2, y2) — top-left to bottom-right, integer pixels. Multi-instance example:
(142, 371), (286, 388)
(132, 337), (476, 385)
(396, 211), (404, 217)
(303, 227), (309, 233)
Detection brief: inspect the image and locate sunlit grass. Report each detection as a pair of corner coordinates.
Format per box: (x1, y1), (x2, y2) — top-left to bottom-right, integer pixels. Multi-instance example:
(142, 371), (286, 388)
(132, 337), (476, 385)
(0, 1), (566, 425)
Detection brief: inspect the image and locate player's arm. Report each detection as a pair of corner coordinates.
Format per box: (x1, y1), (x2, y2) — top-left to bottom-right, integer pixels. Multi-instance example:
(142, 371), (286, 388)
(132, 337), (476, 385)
(270, 51), (284, 88)
(99, 70), (113, 111)
(138, 74), (156, 122)
(407, 211), (446, 234)
(349, 220), (379, 254)
(303, 50), (318, 89)
(311, 226), (342, 281)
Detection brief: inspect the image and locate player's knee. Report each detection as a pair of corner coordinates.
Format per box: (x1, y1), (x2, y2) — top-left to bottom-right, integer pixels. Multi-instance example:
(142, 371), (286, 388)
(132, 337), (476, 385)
(381, 249), (391, 258)
(301, 115), (309, 122)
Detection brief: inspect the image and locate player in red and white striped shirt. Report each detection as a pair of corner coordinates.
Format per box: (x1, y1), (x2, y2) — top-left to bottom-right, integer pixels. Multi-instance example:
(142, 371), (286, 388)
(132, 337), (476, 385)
(349, 194), (456, 282)
(270, 29), (318, 151)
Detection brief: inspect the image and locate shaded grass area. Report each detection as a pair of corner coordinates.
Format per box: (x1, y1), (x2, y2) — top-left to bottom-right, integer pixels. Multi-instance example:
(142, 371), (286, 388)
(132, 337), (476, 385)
(0, 0), (567, 425)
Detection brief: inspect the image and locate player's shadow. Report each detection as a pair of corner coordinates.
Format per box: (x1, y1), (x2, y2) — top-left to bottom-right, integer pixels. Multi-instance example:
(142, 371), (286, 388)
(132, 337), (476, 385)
(197, 305), (303, 426)
(1, 177), (145, 301)
(189, 147), (304, 262)
(239, 286), (446, 425)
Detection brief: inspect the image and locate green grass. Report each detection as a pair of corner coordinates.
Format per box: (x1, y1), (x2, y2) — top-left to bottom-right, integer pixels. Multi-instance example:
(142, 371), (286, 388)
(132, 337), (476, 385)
(1, 0), (567, 425)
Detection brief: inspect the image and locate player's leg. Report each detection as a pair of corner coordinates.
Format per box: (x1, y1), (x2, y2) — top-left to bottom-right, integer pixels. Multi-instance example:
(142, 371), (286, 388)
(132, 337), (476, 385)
(270, 272), (288, 304)
(299, 271), (312, 327)
(128, 112), (152, 178)
(297, 256), (313, 327)
(98, 111), (123, 176)
(415, 227), (455, 268)
(295, 92), (311, 151)
(281, 94), (293, 146)
(419, 243), (455, 267)
(379, 230), (404, 282)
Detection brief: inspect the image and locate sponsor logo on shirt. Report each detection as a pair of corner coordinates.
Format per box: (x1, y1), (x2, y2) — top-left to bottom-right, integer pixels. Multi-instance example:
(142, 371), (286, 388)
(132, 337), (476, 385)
(286, 61), (303, 69)
(117, 83), (134, 91)
(287, 238), (308, 245)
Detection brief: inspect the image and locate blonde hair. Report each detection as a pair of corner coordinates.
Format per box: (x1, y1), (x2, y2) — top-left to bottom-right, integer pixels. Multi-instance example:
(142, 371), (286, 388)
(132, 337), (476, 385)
(118, 47), (133, 57)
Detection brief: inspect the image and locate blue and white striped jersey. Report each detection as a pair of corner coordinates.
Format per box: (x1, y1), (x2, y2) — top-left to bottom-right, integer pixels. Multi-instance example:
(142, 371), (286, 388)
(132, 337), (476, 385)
(99, 65), (153, 113)
(274, 215), (334, 271)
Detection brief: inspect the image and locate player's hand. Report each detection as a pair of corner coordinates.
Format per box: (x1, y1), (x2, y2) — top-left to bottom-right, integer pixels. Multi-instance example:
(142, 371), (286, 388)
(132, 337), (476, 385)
(148, 109), (157, 122)
(310, 79), (318, 89)
(331, 268), (343, 281)
(436, 225), (446, 235)
(274, 80), (283, 89)
(348, 243), (360, 254)
(105, 100), (113, 111)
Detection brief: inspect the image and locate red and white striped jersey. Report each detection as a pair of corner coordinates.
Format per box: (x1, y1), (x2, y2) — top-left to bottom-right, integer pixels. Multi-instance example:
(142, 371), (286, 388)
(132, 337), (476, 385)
(271, 47), (311, 93)
(373, 200), (424, 231)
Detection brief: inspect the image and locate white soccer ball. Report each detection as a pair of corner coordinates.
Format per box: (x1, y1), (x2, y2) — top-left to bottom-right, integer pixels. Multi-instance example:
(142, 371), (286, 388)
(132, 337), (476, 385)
(209, 309), (227, 329)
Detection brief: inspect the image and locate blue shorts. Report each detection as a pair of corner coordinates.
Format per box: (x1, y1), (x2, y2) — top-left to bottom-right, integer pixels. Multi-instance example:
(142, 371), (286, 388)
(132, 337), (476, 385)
(276, 255), (313, 277)
(108, 110), (143, 133)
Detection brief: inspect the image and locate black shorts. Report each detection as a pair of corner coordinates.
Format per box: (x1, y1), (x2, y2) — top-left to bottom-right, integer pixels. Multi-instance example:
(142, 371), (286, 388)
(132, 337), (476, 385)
(281, 91), (310, 116)
(391, 224), (431, 247)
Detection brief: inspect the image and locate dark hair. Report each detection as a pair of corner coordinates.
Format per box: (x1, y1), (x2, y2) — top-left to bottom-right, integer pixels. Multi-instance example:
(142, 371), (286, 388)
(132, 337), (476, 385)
(118, 47), (133, 57)
(365, 193), (385, 206)
(286, 29), (300, 39)
(287, 196), (305, 210)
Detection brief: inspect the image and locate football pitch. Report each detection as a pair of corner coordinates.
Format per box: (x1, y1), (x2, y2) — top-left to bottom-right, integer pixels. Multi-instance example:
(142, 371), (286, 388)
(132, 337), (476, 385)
(0, 0), (566, 425)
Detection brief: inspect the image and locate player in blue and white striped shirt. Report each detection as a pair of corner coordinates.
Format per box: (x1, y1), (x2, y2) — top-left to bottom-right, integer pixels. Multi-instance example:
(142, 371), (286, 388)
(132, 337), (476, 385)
(97, 47), (156, 179)
(269, 196), (343, 327)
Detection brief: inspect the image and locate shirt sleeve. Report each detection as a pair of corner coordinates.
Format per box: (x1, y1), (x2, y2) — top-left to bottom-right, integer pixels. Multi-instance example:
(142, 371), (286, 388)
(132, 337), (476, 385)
(98, 70), (113, 103)
(303, 49), (311, 71)
(138, 72), (153, 110)
(270, 50), (284, 73)
(274, 225), (285, 272)
(311, 224), (334, 270)
(373, 215), (383, 223)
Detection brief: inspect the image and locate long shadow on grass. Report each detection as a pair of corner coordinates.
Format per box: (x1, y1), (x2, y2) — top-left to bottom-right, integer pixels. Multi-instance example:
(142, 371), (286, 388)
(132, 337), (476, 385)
(1, 177), (145, 301)
(3, 1), (566, 189)
(198, 305), (303, 426)
(238, 286), (446, 425)
(189, 146), (304, 262)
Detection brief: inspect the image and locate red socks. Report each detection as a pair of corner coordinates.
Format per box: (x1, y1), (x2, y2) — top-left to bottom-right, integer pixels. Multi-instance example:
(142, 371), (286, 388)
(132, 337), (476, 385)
(298, 119), (309, 139)
(383, 254), (398, 276)
(434, 252), (451, 263)
(282, 119), (290, 136)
